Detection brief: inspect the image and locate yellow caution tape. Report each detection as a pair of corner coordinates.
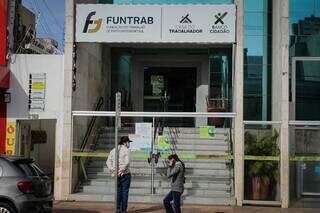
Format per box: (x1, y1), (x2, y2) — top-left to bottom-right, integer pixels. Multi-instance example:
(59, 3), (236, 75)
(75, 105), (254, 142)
(72, 152), (108, 158)
(244, 155), (279, 161)
(72, 152), (320, 162)
(289, 156), (320, 161)
(197, 154), (233, 160)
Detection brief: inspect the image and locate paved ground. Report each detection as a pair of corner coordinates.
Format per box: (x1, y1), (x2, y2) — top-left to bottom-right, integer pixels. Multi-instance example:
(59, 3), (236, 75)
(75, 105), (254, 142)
(53, 201), (320, 213)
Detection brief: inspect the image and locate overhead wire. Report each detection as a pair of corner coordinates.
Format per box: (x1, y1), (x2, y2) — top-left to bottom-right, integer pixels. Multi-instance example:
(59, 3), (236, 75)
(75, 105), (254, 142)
(28, 0), (49, 37)
(40, 0), (65, 49)
(42, 0), (64, 32)
(32, 0), (55, 37)
(32, 0), (64, 51)
(23, 0), (65, 51)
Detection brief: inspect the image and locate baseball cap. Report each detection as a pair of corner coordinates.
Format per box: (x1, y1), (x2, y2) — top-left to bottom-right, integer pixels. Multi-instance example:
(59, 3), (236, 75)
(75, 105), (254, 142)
(120, 136), (132, 144)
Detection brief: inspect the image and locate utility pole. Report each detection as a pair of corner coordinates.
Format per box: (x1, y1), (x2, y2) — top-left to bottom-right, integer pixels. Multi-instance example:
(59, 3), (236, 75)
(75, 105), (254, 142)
(114, 92), (121, 213)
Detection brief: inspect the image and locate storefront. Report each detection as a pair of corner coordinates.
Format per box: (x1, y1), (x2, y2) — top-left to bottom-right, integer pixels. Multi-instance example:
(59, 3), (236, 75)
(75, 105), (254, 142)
(54, 0), (320, 209)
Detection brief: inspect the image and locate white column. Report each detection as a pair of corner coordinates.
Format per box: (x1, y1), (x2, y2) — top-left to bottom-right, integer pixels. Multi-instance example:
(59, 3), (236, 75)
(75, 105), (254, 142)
(54, 0), (74, 200)
(272, 0), (290, 208)
(280, 0), (290, 208)
(234, 0), (244, 206)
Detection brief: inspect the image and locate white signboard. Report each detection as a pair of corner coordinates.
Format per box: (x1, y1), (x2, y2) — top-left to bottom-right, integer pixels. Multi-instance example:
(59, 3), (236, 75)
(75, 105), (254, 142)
(162, 5), (235, 43)
(76, 4), (235, 43)
(29, 73), (46, 112)
(129, 123), (152, 152)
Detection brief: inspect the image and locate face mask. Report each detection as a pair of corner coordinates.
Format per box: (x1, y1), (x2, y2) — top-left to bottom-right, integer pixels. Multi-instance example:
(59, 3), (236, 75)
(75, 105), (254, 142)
(126, 142), (130, 148)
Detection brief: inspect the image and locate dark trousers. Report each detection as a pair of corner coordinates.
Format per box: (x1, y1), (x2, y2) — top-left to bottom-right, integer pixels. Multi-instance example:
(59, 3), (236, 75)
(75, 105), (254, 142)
(117, 173), (131, 213)
(163, 191), (182, 213)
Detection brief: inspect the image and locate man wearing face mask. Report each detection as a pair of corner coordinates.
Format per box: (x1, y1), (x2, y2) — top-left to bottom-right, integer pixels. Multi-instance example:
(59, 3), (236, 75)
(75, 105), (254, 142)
(106, 136), (132, 213)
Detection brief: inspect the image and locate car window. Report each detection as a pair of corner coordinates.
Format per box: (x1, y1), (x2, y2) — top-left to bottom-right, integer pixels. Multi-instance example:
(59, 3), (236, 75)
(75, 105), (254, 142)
(14, 162), (38, 177)
(31, 164), (46, 176)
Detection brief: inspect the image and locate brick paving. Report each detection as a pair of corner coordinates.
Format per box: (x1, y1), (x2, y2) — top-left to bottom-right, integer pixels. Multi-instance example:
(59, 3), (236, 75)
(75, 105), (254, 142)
(53, 201), (320, 213)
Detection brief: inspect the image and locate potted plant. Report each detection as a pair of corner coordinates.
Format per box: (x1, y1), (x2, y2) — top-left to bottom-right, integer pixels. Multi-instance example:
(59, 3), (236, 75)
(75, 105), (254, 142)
(244, 128), (280, 200)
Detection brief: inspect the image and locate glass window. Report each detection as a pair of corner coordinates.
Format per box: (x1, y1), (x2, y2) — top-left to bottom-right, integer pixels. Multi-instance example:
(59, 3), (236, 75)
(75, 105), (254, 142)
(290, 0), (320, 121)
(244, 0), (272, 121)
(290, 0), (320, 56)
(99, 0), (234, 3)
(14, 162), (39, 177)
(110, 0), (234, 4)
(294, 61), (320, 120)
(209, 49), (233, 112)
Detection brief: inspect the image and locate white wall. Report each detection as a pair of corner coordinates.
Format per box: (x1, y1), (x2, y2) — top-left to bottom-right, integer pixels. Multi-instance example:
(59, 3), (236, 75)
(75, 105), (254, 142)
(8, 54), (64, 120)
(7, 54), (64, 191)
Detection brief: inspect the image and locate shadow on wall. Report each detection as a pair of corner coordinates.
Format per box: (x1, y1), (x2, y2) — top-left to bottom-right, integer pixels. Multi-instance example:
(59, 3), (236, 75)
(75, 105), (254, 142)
(7, 72), (29, 119)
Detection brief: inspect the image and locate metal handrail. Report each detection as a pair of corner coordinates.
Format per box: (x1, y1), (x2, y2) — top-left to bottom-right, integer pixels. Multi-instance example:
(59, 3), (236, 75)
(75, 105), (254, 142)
(244, 120), (282, 125)
(289, 120), (320, 126)
(79, 98), (104, 152)
(72, 111), (236, 118)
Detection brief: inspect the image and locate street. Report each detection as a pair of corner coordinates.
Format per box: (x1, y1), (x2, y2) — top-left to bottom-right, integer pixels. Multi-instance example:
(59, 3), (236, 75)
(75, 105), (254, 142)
(53, 202), (320, 213)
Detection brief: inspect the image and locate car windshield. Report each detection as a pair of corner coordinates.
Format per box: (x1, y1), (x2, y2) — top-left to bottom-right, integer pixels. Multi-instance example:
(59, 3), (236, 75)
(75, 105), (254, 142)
(14, 162), (44, 177)
(31, 164), (46, 176)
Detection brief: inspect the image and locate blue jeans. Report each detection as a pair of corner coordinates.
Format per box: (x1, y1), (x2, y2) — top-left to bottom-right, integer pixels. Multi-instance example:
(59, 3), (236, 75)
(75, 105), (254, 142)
(117, 173), (131, 213)
(163, 191), (182, 213)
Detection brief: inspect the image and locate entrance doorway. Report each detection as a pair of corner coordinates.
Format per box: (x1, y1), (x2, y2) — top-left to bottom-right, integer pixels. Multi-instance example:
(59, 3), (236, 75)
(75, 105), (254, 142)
(144, 67), (196, 126)
(132, 54), (209, 127)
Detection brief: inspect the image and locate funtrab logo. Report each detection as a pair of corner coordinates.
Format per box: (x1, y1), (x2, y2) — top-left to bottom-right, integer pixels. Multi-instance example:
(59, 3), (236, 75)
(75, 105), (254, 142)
(83, 11), (102, 33)
(210, 11), (230, 33)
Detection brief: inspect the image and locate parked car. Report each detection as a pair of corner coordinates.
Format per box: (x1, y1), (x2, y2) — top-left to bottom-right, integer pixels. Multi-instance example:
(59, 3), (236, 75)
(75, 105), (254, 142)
(0, 155), (53, 213)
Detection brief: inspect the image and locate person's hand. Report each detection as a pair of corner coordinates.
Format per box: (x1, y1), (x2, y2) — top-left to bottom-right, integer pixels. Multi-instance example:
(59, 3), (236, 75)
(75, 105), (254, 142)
(118, 170), (125, 177)
(165, 159), (170, 166)
(165, 159), (172, 167)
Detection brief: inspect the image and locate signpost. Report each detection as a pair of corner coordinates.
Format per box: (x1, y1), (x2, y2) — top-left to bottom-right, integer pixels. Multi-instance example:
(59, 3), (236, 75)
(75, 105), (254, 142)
(114, 92), (121, 213)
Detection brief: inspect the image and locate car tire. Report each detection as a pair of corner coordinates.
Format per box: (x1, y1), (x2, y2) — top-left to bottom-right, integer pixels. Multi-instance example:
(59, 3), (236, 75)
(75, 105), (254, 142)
(0, 202), (16, 213)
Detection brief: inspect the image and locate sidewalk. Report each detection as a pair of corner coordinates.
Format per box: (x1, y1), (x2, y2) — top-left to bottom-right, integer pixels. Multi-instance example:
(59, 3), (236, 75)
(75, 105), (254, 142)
(53, 201), (320, 213)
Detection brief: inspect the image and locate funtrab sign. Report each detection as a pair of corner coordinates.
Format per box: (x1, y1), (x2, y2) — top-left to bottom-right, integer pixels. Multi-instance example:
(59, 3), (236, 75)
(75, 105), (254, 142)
(76, 4), (236, 43)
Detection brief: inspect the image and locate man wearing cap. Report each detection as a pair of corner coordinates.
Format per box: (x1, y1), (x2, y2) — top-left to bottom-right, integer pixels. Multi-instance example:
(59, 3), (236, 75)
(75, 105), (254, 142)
(106, 136), (132, 213)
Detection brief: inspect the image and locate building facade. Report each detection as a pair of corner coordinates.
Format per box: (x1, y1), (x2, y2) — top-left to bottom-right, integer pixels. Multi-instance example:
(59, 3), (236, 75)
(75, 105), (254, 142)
(12, 0), (318, 209)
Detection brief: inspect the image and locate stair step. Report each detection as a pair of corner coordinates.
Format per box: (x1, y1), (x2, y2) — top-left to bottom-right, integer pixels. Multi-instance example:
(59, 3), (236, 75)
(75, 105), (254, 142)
(69, 193), (235, 205)
(98, 133), (228, 141)
(97, 139), (229, 149)
(88, 161), (229, 170)
(87, 173), (231, 180)
(82, 186), (231, 197)
(87, 167), (231, 176)
(162, 128), (229, 134)
(87, 175), (231, 182)
(84, 179), (231, 190)
(77, 126), (235, 205)
(100, 127), (229, 133)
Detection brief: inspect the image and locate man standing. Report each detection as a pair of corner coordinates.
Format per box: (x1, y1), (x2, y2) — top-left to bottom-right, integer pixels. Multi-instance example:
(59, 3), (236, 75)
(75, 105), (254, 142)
(107, 136), (132, 213)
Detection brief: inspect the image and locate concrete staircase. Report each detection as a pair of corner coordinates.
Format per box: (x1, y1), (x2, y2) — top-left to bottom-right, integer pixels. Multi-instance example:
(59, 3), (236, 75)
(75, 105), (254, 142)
(73, 127), (235, 205)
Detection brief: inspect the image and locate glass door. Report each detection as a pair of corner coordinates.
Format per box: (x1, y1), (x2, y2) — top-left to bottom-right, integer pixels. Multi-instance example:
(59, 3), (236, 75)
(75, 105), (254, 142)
(291, 57), (320, 197)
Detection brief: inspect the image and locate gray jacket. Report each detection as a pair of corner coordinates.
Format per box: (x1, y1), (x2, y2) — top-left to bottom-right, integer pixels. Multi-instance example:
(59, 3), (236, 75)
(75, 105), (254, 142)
(167, 161), (185, 193)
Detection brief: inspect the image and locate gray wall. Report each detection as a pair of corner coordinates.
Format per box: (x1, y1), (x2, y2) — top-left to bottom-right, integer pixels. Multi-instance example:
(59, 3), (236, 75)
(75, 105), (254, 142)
(71, 43), (111, 190)
(18, 120), (56, 177)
